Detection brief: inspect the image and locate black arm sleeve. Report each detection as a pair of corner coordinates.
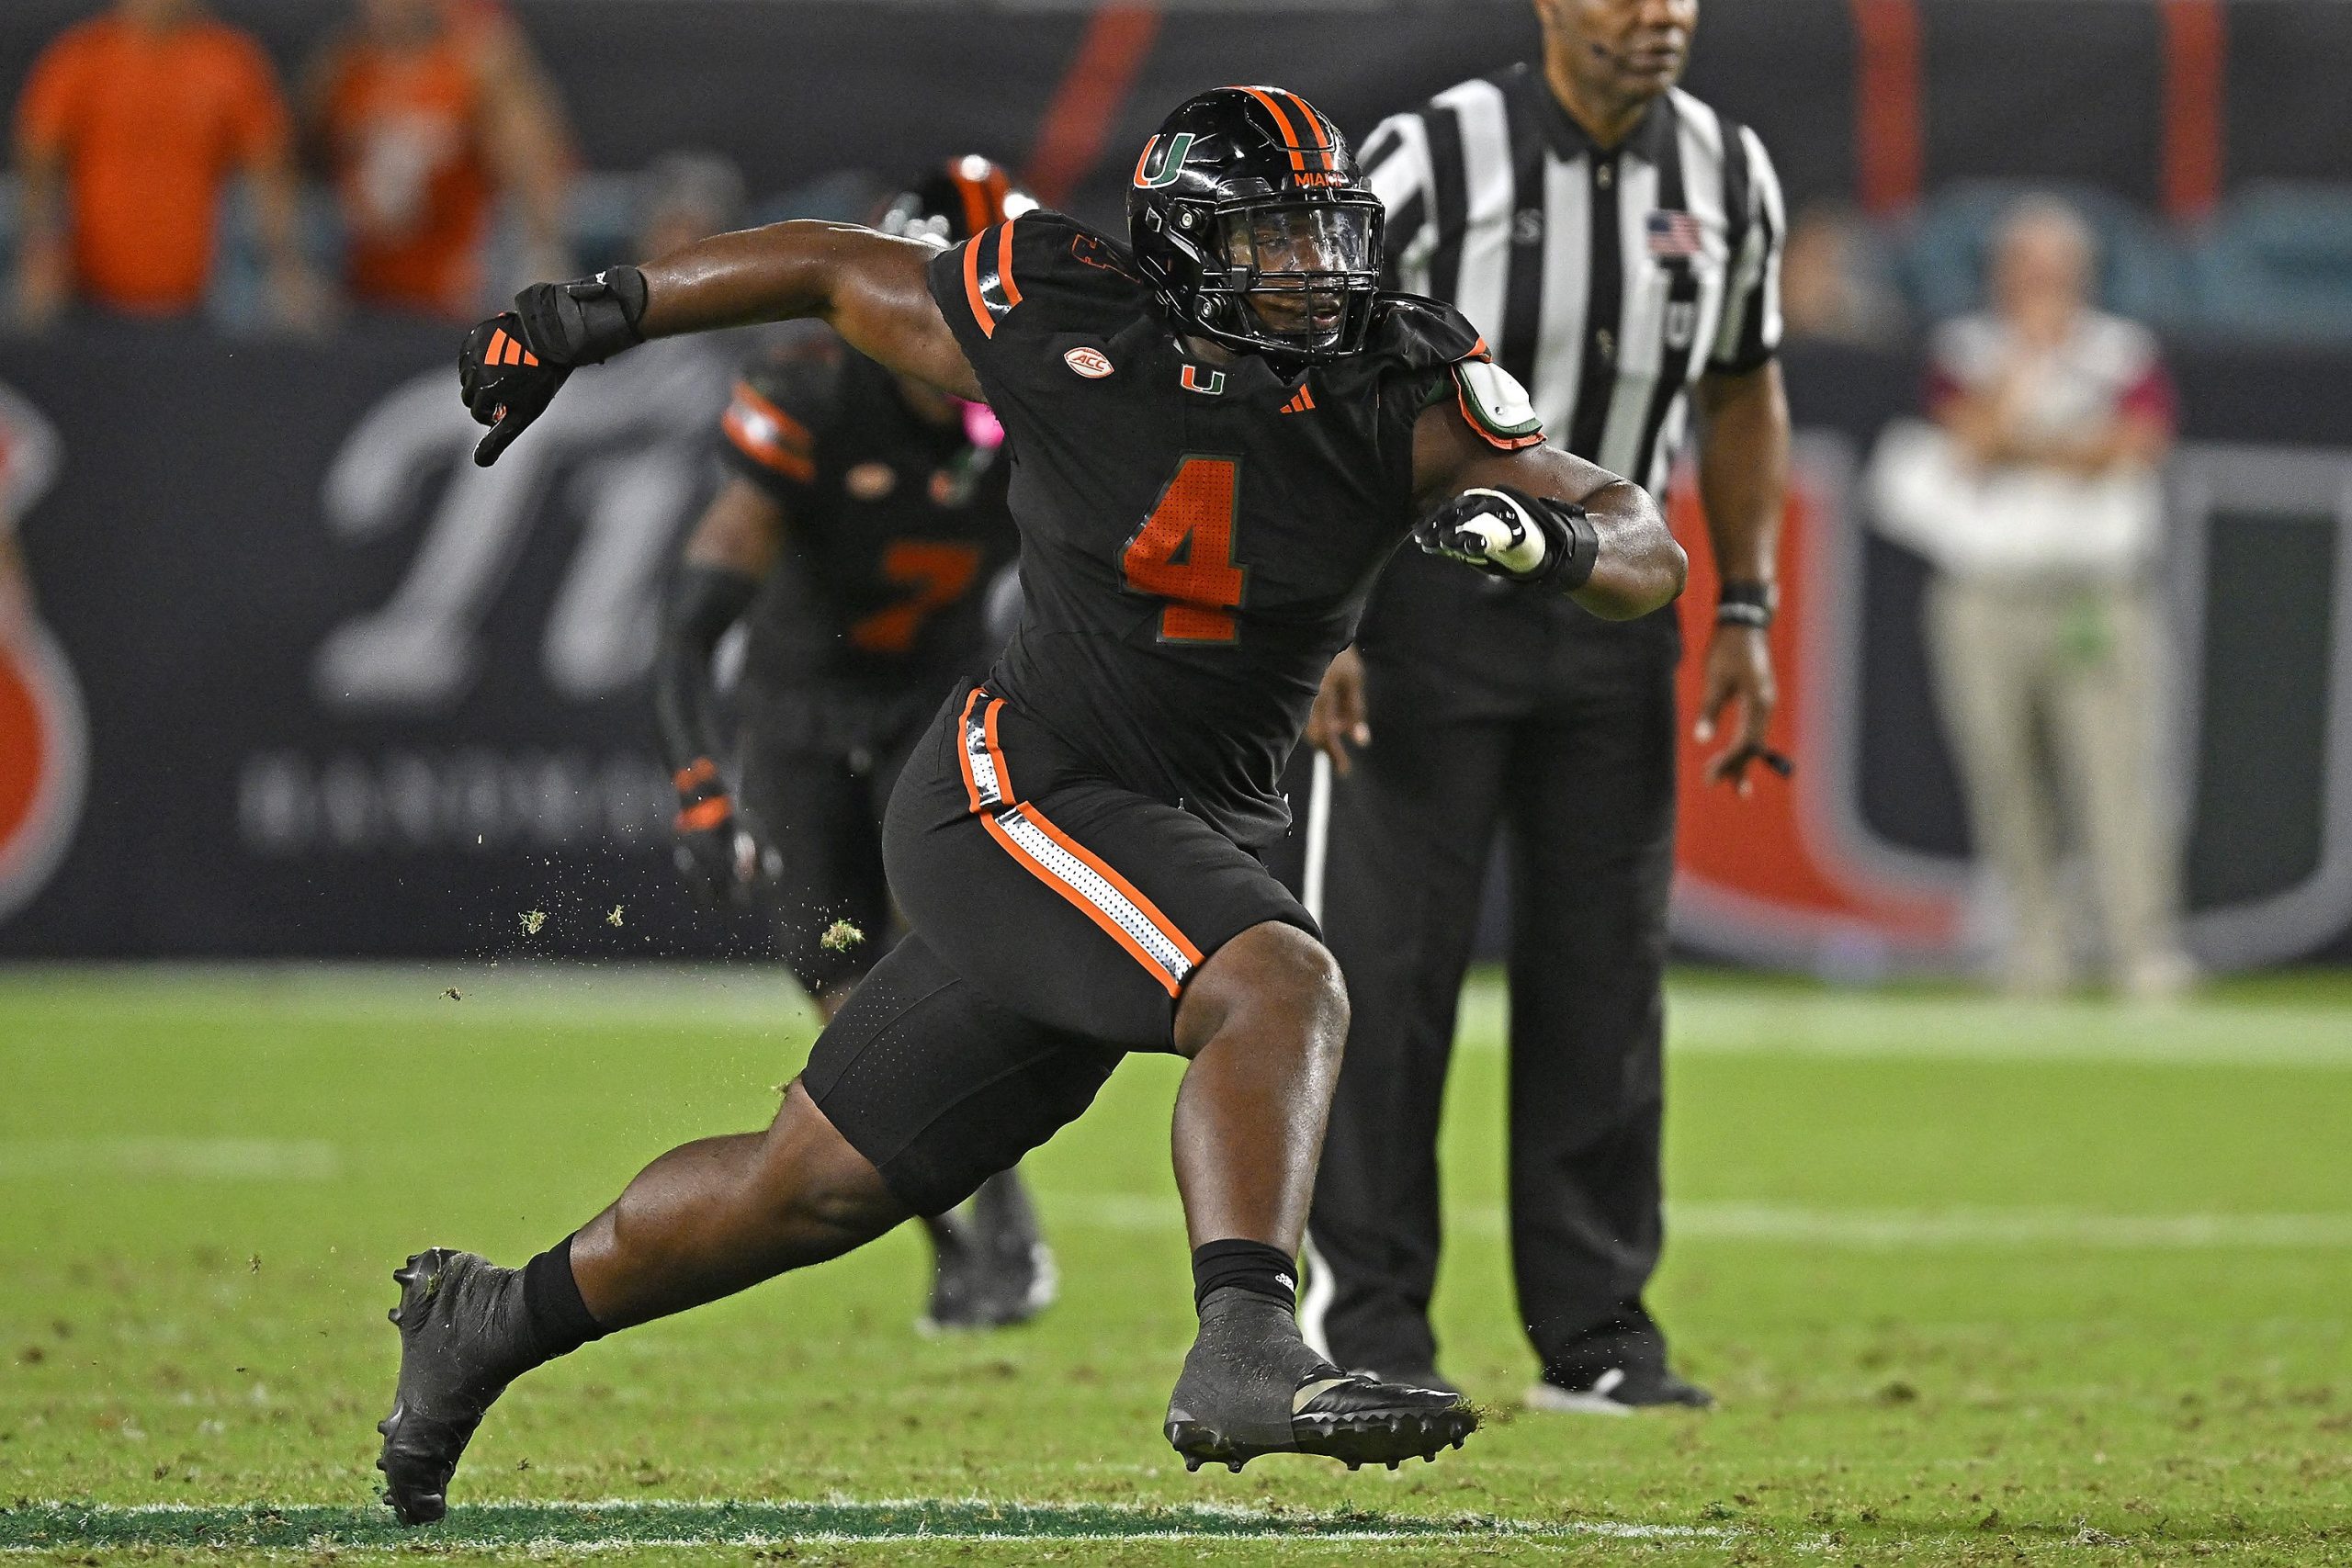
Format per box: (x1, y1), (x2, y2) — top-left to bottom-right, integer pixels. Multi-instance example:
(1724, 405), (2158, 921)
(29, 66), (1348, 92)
(651, 564), (761, 782)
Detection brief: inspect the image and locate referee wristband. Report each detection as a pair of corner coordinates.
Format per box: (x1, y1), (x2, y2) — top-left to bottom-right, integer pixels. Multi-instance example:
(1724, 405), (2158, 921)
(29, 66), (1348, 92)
(1716, 580), (1776, 629)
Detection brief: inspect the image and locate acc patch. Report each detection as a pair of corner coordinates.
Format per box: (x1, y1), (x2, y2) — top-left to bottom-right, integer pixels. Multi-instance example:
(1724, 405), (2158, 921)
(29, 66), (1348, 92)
(1451, 359), (1544, 450)
(1064, 346), (1114, 379)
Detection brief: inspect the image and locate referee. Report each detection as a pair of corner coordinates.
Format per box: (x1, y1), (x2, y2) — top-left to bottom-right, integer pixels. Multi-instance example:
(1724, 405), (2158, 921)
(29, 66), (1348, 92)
(1297, 0), (1791, 1411)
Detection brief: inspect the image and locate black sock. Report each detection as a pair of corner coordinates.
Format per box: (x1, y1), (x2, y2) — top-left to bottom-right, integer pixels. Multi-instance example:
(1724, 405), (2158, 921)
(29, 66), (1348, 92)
(520, 1234), (608, 1360)
(1192, 1239), (1298, 1314)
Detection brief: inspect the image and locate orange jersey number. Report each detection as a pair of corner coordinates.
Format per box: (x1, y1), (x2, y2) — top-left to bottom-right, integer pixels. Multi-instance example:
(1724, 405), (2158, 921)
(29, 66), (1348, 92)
(848, 540), (984, 654)
(1121, 456), (1245, 643)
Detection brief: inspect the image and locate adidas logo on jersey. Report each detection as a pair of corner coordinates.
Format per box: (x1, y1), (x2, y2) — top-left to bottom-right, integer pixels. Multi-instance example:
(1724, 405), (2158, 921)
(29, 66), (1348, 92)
(1278, 385), (1317, 414)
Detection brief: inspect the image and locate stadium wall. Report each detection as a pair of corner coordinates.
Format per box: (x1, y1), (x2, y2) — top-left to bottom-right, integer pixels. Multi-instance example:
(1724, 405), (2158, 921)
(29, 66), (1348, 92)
(1, 325), (2347, 967)
(0, 1), (2347, 226)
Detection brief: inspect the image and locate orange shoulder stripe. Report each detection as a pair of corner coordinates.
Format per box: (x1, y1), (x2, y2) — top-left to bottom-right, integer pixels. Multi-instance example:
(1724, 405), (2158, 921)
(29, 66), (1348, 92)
(962, 234), (995, 338)
(996, 215), (1023, 310)
(729, 379), (816, 452)
(722, 405), (816, 480)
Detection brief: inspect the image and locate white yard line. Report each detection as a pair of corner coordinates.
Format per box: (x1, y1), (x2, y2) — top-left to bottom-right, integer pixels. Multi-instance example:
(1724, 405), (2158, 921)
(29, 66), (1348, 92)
(1042, 1191), (2352, 1249)
(0, 1498), (1732, 1551)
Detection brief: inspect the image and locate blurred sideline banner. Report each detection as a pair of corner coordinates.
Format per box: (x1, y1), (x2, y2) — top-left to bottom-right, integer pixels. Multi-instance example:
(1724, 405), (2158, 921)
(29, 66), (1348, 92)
(0, 325), (2347, 966)
(2, 1), (2349, 227)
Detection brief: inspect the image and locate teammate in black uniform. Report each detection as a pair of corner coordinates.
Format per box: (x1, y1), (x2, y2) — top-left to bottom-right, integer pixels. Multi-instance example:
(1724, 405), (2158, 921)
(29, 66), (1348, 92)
(651, 159), (1049, 1333)
(378, 86), (1685, 1520)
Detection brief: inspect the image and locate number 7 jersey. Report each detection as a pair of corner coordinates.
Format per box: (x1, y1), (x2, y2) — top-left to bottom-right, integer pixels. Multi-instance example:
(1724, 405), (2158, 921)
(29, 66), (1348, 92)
(927, 210), (1526, 848)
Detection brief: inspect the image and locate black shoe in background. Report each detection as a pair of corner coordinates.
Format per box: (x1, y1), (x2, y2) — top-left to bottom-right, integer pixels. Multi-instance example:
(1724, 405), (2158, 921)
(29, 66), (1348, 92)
(1524, 1362), (1715, 1415)
(918, 1168), (1057, 1333)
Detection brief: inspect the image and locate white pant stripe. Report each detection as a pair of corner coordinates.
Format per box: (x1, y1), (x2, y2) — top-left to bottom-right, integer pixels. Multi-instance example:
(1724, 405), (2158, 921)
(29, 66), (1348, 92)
(995, 807), (1194, 987)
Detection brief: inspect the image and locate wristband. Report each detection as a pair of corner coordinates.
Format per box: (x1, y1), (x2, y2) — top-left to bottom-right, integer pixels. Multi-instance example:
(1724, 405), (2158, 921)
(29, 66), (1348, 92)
(514, 266), (649, 367)
(1716, 579), (1775, 629)
(1542, 499), (1601, 592)
(1503, 495), (1597, 591)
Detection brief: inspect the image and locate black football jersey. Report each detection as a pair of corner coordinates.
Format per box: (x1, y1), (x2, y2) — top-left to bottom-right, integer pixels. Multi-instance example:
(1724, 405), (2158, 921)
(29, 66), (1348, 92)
(927, 210), (1499, 847)
(718, 336), (1018, 699)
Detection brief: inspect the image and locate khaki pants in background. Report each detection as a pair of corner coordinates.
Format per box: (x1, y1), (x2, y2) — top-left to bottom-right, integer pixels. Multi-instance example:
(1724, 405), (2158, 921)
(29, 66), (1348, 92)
(1924, 574), (2193, 995)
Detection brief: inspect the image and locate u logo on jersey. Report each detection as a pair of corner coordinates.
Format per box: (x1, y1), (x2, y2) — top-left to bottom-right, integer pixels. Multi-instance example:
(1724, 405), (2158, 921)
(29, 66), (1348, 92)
(1132, 133), (1196, 189)
(1181, 365), (1226, 397)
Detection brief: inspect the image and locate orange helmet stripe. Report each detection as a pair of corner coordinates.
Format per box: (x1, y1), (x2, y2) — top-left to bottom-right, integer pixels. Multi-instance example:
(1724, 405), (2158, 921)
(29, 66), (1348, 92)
(1231, 85), (1310, 176)
(1276, 88), (1335, 171)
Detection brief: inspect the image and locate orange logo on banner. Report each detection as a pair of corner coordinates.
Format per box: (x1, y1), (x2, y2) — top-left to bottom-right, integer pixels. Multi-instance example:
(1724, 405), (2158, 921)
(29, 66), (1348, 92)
(0, 626), (89, 921)
(1668, 468), (1959, 962)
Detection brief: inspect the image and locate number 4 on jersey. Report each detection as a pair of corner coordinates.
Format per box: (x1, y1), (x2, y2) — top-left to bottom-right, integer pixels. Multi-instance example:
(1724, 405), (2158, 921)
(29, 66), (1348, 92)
(1122, 456), (1245, 643)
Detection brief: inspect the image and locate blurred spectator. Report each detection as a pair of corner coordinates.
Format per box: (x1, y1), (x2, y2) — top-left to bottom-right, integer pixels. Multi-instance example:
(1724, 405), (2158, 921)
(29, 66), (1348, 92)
(1872, 196), (2193, 998)
(1780, 201), (1907, 349)
(633, 151), (745, 261)
(0, 382), (61, 649)
(305, 0), (573, 319)
(13, 0), (322, 328)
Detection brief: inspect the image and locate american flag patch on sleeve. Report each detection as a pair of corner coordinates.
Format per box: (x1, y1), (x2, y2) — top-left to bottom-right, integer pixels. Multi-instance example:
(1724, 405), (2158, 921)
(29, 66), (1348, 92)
(1646, 210), (1706, 259)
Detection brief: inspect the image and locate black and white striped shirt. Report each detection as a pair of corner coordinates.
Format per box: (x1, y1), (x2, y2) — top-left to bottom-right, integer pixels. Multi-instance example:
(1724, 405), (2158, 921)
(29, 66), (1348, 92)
(1361, 63), (1784, 496)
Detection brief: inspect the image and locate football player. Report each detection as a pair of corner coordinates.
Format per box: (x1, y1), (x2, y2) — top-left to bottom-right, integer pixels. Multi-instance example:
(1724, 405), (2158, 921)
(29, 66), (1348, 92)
(379, 85), (1684, 1521)
(651, 158), (1049, 1333)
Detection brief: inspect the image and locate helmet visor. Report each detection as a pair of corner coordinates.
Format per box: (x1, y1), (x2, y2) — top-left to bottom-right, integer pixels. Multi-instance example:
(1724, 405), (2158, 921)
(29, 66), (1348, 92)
(1219, 202), (1380, 348)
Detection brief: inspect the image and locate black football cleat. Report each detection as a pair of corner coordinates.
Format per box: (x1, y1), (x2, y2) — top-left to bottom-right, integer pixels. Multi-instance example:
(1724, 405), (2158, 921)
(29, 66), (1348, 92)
(1165, 1290), (1477, 1472)
(375, 1248), (538, 1526)
(918, 1170), (1057, 1334)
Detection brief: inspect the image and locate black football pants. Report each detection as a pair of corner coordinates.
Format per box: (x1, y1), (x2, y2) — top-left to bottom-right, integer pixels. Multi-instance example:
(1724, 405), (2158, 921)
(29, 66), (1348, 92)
(1297, 648), (1679, 1380)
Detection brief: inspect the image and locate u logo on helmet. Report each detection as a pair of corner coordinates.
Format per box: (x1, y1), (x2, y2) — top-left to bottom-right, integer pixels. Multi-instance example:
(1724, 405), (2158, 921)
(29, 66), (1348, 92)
(1132, 133), (1195, 189)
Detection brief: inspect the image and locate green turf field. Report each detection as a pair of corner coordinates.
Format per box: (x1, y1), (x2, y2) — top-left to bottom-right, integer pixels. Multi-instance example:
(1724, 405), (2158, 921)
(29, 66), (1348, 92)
(3, 964), (2348, 1564)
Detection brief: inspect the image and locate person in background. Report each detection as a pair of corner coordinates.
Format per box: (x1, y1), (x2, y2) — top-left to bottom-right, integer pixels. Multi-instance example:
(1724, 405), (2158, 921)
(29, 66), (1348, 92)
(1780, 201), (1907, 349)
(1906, 196), (2193, 998)
(0, 383), (62, 649)
(1299, 0), (1788, 1413)
(14, 0), (322, 329)
(305, 0), (573, 319)
(650, 159), (1048, 1333)
(632, 152), (745, 265)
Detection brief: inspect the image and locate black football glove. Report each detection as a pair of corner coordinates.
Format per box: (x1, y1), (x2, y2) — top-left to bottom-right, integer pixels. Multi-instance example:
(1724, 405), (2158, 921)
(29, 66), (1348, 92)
(459, 314), (569, 467)
(1413, 485), (1599, 590)
(458, 266), (649, 467)
(670, 756), (753, 909)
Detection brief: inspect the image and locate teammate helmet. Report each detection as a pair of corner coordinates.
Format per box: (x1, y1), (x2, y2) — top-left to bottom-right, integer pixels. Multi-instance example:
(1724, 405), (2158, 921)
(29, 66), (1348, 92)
(1126, 86), (1384, 363)
(877, 154), (1037, 248)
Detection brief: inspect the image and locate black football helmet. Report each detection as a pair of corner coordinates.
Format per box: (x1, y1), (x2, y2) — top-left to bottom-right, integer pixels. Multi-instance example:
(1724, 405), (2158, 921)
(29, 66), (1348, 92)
(877, 154), (1037, 247)
(1127, 85), (1384, 364)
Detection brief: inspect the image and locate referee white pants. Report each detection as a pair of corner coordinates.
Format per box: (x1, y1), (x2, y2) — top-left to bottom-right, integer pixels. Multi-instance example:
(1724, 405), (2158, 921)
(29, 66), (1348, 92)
(1923, 572), (2191, 994)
